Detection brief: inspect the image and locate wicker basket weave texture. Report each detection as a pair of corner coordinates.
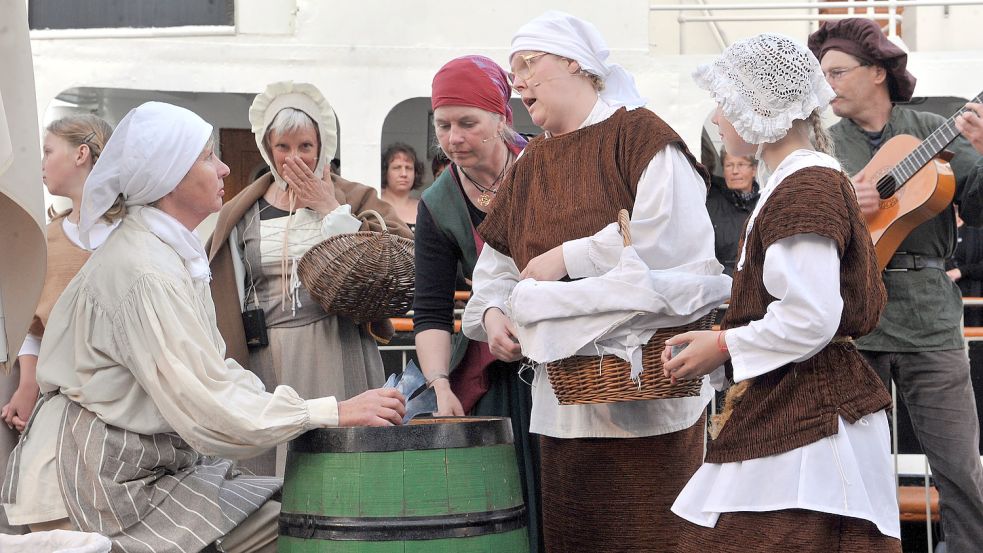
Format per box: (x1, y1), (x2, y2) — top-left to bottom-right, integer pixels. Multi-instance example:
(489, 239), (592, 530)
(296, 210), (414, 324)
(545, 313), (714, 405)
(543, 208), (713, 405)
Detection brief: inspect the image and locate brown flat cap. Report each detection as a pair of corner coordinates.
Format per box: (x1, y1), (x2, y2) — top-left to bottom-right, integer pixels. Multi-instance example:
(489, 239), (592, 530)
(808, 18), (916, 102)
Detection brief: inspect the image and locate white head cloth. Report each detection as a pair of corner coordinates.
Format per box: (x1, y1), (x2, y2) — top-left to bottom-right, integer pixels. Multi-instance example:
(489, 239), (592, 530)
(79, 101), (212, 247)
(249, 81), (337, 189)
(693, 33), (834, 145)
(510, 11), (647, 110)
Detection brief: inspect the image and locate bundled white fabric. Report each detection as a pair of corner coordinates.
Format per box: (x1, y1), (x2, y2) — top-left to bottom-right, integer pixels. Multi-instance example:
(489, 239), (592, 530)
(510, 248), (731, 381)
(510, 10), (647, 110)
(78, 101), (212, 247)
(0, 529), (112, 553)
(249, 81), (337, 189)
(692, 33), (834, 144)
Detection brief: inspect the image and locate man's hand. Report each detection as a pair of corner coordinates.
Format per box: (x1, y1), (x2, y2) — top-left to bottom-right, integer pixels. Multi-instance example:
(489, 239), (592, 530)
(338, 388), (406, 426)
(852, 168), (881, 218)
(956, 102), (983, 154)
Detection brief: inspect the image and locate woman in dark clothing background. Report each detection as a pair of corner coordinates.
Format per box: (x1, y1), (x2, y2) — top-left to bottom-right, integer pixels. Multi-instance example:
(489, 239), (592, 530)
(949, 207), (983, 326)
(705, 146), (760, 276)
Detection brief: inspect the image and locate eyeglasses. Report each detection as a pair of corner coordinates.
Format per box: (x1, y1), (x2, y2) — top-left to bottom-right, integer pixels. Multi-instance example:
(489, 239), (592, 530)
(508, 52), (549, 87)
(724, 162), (754, 170)
(823, 65), (867, 82)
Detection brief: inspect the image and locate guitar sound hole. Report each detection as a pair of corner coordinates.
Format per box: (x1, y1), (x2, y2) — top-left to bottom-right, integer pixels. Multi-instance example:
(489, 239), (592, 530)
(876, 175), (897, 200)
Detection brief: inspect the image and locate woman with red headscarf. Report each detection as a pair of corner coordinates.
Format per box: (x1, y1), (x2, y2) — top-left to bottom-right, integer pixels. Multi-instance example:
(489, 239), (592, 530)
(413, 55), (541, 551)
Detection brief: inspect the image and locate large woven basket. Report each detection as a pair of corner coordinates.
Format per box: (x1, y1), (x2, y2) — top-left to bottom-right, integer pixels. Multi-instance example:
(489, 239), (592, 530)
(297, 210), (414, 324)
(544, 209), (713, 405)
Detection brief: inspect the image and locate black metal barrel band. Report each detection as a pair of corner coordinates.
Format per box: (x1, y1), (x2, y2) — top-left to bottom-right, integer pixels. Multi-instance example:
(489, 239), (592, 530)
(289, 416), (515, 453)
(279, 505), (527, 541)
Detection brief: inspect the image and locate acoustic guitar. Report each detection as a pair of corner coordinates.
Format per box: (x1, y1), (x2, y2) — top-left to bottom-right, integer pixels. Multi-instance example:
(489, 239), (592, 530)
(861, 99), (981, 271)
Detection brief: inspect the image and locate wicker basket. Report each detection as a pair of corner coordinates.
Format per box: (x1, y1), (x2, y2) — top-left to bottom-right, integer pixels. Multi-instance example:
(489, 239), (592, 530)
(545, 313), (714, 405)
(544, 209), (714, 405)
(296, 210), (414, 324)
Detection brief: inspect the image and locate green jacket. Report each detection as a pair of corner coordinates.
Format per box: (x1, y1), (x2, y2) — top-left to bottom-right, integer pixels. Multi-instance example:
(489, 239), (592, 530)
(832, 106), (983, 351)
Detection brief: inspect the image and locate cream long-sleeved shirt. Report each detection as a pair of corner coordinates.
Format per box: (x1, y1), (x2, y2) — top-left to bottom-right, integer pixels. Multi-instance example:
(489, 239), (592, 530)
(37, 207), (338, 456)
(6, 207), (340, 524)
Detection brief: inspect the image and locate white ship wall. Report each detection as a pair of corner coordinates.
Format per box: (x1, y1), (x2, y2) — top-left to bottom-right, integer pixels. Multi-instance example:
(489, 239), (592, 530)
(31, 0), (655, 188)
(28, 0), (983, 199)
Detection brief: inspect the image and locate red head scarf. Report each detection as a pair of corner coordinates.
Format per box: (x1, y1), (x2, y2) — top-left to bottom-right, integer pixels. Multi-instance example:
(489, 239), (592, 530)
(431, 55), (515, 126)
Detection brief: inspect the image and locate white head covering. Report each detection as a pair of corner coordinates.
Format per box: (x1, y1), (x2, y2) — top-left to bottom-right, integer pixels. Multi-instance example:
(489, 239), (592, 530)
(510, 11), (647, 110)
(693, 33), (834, 145)
(79, 101), (212, 247)
(249, 81), (337, 190)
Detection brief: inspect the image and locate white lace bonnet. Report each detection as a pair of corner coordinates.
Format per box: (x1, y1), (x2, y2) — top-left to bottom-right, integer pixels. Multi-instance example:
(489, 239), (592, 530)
(249, 81), (337, 189)
(692, 33), (835, 144)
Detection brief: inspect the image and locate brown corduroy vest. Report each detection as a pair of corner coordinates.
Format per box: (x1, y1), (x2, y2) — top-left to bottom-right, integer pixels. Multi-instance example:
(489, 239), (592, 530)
(707, 166), (891, 463)
(478, 107), (706, 270)
(28, 216), (92, 337)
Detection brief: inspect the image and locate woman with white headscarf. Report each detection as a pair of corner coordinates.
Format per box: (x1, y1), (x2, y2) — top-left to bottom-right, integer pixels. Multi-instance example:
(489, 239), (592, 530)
(462, 11), (729, 552)
(207, 82), (411, 476)
(663, 34), (900, 552)
(0, 102), (405, 551)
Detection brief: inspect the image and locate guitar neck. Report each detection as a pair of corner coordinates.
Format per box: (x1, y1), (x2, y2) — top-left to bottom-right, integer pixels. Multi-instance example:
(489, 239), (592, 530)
(893, 91), (983, 184)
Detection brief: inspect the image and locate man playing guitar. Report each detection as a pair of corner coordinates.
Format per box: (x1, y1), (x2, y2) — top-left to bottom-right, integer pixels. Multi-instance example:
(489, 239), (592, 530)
(809, 18), (983, 552)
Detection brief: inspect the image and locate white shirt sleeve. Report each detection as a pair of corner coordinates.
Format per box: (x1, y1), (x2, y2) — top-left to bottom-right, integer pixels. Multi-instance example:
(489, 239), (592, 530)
(461, 245), (522, 343)
(562, 145), (715, 277)
(725, 233), (844, 382)
(320, 204), (363, 237)
(18, 333), (42, 357)
(115, 274), (338, 459)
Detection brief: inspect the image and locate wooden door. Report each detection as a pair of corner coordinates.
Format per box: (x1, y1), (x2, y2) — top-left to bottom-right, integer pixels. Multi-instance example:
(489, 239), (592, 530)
(219, 128), (267, 203)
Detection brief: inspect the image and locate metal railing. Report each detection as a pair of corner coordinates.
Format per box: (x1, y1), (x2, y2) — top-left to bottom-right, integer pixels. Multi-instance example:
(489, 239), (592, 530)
(649, 0), (983, 53)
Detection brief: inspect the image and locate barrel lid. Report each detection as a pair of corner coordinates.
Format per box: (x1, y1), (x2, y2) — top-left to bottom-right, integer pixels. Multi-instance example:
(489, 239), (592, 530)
(289, 416), (515, 453)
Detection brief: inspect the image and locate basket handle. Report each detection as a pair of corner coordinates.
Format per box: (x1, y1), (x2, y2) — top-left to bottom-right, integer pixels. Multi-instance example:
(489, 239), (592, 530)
(618, 209), (632, 247)
(357, 209), (387, 232)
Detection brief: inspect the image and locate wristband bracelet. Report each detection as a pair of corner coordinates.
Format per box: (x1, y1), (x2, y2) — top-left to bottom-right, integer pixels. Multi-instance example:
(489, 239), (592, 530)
(716, 330), (729, 353)
(426, 373), (450, 388)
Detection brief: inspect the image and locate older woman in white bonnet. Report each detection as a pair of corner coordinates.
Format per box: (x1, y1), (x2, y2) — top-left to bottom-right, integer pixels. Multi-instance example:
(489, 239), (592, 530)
(0, 101), (405, 552)
(207, 82), (411, 476)
(663, 34), (901, 552)
(462, 11), (729, 552)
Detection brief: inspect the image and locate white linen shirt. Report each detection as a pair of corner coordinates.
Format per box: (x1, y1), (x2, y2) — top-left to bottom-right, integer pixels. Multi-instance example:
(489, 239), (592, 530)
(463, 98), (727, 439)
(672, 151), (900, 539)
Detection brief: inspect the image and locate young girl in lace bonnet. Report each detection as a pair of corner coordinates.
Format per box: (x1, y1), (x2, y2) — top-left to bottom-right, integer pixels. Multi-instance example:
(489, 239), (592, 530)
(662, 33), (902, 552)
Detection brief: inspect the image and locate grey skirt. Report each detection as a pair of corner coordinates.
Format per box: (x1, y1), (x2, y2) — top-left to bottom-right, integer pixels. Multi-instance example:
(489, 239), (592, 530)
(57, 399), (281, 553)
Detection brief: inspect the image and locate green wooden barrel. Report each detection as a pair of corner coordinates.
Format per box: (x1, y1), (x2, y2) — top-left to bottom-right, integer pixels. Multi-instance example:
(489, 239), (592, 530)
(278, 416), (529, 552)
